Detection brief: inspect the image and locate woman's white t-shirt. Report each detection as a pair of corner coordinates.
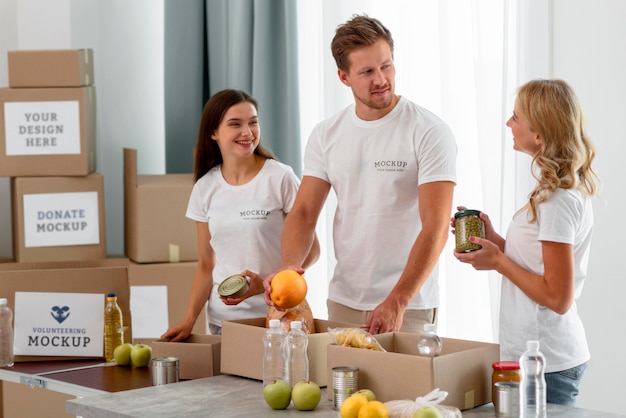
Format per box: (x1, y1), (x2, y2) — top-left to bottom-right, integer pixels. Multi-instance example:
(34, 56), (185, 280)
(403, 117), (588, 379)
(500, 188), (592, 372)
(186, 159), (300, 327)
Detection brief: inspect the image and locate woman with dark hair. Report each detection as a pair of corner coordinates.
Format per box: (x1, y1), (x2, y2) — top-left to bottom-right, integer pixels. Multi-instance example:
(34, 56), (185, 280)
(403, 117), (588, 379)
(162, 89), (319, 337)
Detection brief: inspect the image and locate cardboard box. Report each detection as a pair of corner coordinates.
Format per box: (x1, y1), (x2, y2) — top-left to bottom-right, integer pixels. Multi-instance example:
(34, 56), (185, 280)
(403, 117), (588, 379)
(0, 258), (131, 362)
(220, 317), (356, 387)
(151, 334), (221, 380)
(11, 174), (106, 263)
(128, 261), (207, 339)
(326, 332), (499, 410)
(123, 148), (197, 263)
(0, 86), (97, 177)
(8, 49), (95, 88)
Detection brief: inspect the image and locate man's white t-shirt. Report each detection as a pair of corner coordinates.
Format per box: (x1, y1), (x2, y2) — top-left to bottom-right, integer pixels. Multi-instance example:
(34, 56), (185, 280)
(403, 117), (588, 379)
(303, 96), (457, 311)
(186, 159), (300, 327)
(500, 188), (592, 372)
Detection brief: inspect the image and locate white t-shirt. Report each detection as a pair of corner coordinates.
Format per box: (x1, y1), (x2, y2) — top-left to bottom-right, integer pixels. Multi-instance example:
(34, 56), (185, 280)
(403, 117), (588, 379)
(186, 159), (300, 327)
(303, 96), (457, 310)
(500, 188), (592, 372)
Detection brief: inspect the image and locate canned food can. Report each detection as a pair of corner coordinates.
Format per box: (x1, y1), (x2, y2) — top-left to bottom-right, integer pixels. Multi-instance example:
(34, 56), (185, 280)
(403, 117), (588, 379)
(217, 274), (249, 298)
(454, 209), (485, 252)
(494, 381), (519, 417)
(151, 357), (179, 386)
(332, 366), (359, 410)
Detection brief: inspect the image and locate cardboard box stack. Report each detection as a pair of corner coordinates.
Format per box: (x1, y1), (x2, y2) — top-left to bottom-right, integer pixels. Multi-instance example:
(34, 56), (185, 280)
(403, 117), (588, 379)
(122, 147), (206, 342)
(1, 49), (104, 262)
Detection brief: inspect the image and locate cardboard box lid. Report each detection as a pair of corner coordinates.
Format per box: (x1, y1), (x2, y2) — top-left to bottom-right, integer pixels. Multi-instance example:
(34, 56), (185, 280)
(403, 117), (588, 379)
(0, 258), (132, 362)
(152, 334), (221, 380)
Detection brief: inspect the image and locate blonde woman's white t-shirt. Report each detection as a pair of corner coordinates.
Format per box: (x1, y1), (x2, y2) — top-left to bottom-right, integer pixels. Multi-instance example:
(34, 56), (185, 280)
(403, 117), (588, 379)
(500, 188), (592, 372)
(303, 96), (457, 310)
(186, 159), (300, 327)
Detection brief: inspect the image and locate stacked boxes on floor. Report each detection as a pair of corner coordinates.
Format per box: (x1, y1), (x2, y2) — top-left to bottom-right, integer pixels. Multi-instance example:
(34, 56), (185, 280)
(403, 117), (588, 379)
(1, 49), (104, 262)
(122, 148), (208, 344)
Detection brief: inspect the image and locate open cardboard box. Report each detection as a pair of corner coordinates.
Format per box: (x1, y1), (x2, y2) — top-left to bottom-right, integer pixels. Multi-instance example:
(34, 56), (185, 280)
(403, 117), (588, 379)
(123, 148), (197, 263)
(220, 317), (356, 387)
(0, 258), (131, 362)
(151, 334), (221, 380)
(327, 332), (499, 410)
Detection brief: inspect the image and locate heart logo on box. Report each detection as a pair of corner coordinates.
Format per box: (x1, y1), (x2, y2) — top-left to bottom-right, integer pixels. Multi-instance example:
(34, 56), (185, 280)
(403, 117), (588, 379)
(51, 305), (71, 323)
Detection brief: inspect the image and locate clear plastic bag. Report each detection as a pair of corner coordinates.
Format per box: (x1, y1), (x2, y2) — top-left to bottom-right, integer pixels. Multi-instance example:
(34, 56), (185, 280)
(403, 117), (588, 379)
(266, 299), (316, 334)
(384, 389), (462, 418)
(328, 327), (386, 351)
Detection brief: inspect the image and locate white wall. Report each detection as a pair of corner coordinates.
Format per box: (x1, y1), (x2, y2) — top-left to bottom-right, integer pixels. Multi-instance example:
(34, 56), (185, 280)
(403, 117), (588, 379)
(1, 0), (625, 414)
(552, 1), (626, 414)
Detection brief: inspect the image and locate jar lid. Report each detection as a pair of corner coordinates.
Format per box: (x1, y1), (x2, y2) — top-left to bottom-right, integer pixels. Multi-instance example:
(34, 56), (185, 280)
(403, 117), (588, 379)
(454, 209), (481, 218)
(218, 274), (248, 297)
(492, 361), (520, 370)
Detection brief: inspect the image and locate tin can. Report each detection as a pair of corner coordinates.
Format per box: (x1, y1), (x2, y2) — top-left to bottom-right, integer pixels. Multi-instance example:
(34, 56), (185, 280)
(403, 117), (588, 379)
(454, 209), (485, 252)
(151, 357), (179, 386)
(494, 381), (519, 417)
(332, 366), (359, 410)
(218, 274), (249, 298)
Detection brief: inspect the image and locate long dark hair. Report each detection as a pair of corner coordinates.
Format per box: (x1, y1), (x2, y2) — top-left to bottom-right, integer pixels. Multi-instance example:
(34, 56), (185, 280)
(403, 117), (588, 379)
(193, 89), (276, 181)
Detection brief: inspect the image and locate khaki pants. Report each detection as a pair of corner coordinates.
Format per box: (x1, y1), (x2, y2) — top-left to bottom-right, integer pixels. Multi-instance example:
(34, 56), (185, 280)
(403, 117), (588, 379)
(327, 299), (436, 333)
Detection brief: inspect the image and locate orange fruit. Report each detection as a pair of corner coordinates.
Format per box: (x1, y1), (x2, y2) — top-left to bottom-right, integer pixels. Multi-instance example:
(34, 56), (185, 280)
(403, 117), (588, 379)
(270, 269), (307, 309)
(340, 393), (368, 418)
(357, 400), (389, 418)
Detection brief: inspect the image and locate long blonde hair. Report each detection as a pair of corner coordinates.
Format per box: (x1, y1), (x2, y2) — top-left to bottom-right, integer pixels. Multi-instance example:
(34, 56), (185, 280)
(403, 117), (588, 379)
(516, 79), (599, 222)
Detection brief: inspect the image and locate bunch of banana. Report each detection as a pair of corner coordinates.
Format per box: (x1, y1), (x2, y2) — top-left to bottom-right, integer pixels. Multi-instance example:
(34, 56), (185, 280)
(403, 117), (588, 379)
(331, 327), (385, 351)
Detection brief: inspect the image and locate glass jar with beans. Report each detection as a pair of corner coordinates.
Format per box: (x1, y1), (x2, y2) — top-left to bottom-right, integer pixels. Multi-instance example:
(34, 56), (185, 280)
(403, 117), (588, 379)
(454, 209), (485, 252)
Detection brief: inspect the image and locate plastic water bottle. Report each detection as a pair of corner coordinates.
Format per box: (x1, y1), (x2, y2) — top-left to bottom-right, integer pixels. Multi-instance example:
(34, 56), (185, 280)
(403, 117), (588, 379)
(417, 323), (442, 357)
(263, 319), (287, 386)
(520, 340), (547, 418)
(103, 293), (124, 362)
(0, 298), (14, 367)
(287, 320), (309, 386)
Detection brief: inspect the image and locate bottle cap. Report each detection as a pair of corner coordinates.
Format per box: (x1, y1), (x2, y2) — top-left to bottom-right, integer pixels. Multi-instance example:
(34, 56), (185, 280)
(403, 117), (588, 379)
(492, 361), (520, 370)
(290, 321), (302, 330)
(423, 323), (436, 332)
(527, 340), (540, 350)
(0, 298), (6, 305)
(107, 293), (117, 298)
(269, 319), (280, 328)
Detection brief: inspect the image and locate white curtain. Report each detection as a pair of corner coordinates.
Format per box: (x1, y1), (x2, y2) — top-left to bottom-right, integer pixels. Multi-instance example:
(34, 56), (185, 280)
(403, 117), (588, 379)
(297, 0), (550, 343)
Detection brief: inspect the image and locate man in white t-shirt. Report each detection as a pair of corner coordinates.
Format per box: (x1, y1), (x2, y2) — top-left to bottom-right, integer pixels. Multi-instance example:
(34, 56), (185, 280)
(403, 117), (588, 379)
(264, 15), (457, 334)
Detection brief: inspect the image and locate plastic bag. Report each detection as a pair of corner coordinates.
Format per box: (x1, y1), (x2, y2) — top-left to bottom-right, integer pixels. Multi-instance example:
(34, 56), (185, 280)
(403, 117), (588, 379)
(266, 299), (316, 334)
(384, 389), (462, 418)
(328, 327), (386, 351)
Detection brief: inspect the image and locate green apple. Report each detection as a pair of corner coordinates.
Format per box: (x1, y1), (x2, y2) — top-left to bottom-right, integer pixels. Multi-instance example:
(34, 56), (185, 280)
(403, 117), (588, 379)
(113, 343), (133, 366)
(291, 380), (321, 411)
(263, 380), (291, 410)
(355, 388), (376, 401)
(130, 343), (152, 367)
(413, 405), (443, 418)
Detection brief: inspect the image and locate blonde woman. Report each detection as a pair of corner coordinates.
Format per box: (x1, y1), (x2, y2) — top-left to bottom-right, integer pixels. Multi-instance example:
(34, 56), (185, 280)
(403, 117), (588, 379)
(453, 79), (599, 406)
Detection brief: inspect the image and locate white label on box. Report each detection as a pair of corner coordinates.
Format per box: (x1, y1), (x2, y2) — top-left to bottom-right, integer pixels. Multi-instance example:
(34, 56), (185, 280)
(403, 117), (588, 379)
(14, 292), (104, 357)
(130, 285), (169, 338)
(3, 101), (81, 155)
(23, 191), (100, 247)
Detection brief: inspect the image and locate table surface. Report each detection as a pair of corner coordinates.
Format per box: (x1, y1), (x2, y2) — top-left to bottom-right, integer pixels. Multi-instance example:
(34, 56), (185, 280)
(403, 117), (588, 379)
(66, 374), (625, 418)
